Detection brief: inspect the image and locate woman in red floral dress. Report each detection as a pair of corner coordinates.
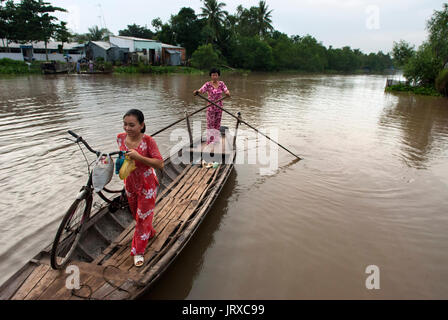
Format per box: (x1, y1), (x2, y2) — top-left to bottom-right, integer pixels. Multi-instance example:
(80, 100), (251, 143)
(194, 68), (230, 145)
(117, 109), (164, 267)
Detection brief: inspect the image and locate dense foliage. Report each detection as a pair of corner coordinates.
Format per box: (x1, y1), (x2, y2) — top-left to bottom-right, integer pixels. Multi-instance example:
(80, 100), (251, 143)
(391, 4), (448, 95)
(145, 0), (393, 73)
(0, 0), (68, 60)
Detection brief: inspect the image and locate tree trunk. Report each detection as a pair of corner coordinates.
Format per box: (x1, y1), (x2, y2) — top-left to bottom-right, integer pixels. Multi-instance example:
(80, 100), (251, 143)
(45, 41), (48, 61)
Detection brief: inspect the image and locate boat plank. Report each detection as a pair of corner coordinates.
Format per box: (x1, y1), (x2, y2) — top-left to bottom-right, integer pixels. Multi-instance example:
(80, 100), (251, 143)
(104, 279), (136, 300)
(11, 264), (49, 300)
(69, 275), (97, 300)
(178, 199), (200, 222)
(91, 282), (117, 300)
(180, 167), (209, 199)
(162, 167), (196, 199)
(118, 255), (135, 271)
(174, 167), (205, 199)
(24, 268), (60, 300)
(153, 198), (177, 223)
(166, 198), (190, 221)
(190, 168), (219, 201)
(156, 164), (192, 200)
(151, 220), (182, 252)
(38, 273), (69, 300)
(0, 264), (36, 300)
(184, 169), (213, 200)
(103, 244), (132, 267)
(169, 166), (200, 198)
(91, 274), (131, 300)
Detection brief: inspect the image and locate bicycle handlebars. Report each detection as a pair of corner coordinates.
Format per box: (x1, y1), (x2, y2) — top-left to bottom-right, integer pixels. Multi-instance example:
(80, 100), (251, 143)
(67, 130), (121, 156)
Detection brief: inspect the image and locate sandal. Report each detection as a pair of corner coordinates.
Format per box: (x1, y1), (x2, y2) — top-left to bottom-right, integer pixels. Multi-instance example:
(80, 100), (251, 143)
(134, 255), (144, 267)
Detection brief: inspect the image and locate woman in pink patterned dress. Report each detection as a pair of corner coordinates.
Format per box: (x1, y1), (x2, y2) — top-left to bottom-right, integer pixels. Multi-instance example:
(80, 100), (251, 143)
(117, 109), (164, 267)
(194, 68), (230, 145)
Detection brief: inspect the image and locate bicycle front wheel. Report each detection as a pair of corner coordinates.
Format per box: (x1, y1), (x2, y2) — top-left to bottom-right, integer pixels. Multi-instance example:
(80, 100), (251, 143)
(50, 197), (92, 270)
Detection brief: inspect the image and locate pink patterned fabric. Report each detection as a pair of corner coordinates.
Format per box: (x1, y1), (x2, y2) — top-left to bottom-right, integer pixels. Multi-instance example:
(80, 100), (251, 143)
(199, 81), (229, 144)
(117, 133), (163, 256)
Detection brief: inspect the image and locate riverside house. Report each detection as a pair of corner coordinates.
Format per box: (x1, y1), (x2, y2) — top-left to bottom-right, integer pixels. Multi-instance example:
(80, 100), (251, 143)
(0, 40), (85, 62)
(109, 36), (186, 66)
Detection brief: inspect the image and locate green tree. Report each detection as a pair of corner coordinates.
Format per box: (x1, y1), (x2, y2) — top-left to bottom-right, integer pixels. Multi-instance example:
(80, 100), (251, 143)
(404, 42), (442, 85)
(427, 3), (448, 67)
(190, 43), (220, 69)
(86, 25), (112, 41)
(234, 5), (259, 37)
(255, 1), (273, 38)
(199, 0), (228, 43)
(392, 40), (415, 68)
(435, 69), (448, 96)
(230, 35), (274, 70)
(54, 21), (72, 54)
(72, 33), (89, 43)
(12, 0), (67, 60)
(118, 24), (154, 39)
(0, 0), (15, 51)
(170, 7), (204, 57)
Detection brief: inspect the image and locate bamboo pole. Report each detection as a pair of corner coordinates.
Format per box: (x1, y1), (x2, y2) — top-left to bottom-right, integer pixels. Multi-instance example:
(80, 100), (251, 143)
(149, 96), (227, 137)
(194, 93), (303, 161)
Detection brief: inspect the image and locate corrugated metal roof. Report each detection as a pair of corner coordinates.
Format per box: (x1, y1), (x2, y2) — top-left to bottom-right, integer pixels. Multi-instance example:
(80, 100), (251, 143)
(161, 43), (183, 49)
(90, 41), (115, 50)
(0, 40), (84, 50)
(111, 35), (156, 42)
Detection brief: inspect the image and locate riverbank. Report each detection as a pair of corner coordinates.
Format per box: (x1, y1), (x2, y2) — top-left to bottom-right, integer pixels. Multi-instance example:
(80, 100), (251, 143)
(112, 64), (250, 76)
(0, 58), (250, 76)
(0, 59), (41, 74)
(385, 83), (443, 97)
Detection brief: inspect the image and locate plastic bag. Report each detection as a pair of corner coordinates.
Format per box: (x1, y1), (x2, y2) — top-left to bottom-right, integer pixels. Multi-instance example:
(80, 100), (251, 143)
(92, 153), (114, 192)
(115, 152), (125, 174)
(119, 154), (136, 180)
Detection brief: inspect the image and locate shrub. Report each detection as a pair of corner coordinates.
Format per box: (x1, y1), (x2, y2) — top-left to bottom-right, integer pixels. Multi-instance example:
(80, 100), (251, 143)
(190, 44), (220, 70)
(385, 83), (442, 96)
(435, 69), (448, 96)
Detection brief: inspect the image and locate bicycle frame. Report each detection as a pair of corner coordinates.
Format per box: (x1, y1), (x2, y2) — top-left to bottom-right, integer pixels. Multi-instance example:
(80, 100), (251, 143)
(68, 130), (124, 206)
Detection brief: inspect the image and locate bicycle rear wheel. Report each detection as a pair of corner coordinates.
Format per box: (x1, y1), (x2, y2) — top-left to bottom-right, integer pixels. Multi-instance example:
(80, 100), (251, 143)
(50, 196), (92, 270)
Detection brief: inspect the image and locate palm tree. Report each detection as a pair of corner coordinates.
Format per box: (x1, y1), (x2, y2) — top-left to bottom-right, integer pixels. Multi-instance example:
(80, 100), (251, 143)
(87, 25), (112, 41)
(256, 1), (273, 38)
(199, 0), (228, 43)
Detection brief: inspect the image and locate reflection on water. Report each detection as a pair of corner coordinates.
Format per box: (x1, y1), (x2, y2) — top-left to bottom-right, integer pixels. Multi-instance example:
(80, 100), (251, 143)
(0, 73), (447, 299)
(379, 93), (448, 169)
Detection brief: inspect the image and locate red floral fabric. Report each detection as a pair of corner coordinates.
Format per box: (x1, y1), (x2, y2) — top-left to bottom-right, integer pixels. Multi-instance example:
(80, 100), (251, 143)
(199, 81), (229, 144)
(117, 133), (163, 256)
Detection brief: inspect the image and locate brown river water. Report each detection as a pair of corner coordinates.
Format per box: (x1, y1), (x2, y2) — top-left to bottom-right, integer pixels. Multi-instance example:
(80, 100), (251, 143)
(0, 73), (447, 299)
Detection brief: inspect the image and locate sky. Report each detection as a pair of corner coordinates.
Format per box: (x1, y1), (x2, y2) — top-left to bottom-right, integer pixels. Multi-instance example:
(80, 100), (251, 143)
(48, 0), (446, 54)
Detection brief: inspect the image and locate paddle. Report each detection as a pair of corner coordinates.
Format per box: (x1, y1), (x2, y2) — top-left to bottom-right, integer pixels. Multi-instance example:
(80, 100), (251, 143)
(194, 92), (303, 161)
(150, 96), (228, 137)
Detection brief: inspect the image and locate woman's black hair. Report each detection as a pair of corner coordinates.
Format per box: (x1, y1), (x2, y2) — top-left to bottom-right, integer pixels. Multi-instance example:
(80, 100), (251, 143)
(123, 109), (146, 133)
(209, 68), (220, 76)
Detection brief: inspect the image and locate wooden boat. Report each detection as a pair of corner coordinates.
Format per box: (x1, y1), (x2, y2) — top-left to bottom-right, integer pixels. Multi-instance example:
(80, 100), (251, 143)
(80, 70), (113, 75)
(41, 61), (69, 74)
(0, 113), (239, 300)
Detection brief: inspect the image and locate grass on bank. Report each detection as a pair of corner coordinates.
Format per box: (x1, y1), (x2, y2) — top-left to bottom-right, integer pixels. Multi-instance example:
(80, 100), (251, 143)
(0, 58), (42, 74)
(113, 65), (203, 74)
(113, 64), (250, 75)
(385, 83), (442, 97)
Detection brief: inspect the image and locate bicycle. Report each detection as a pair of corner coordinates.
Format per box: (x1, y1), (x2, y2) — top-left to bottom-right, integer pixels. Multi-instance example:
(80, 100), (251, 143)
(50, 130), (126, 270)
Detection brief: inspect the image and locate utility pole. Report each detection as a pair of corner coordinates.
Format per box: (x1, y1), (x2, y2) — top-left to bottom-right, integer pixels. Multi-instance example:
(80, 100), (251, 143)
(98, 4), (107, 29)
